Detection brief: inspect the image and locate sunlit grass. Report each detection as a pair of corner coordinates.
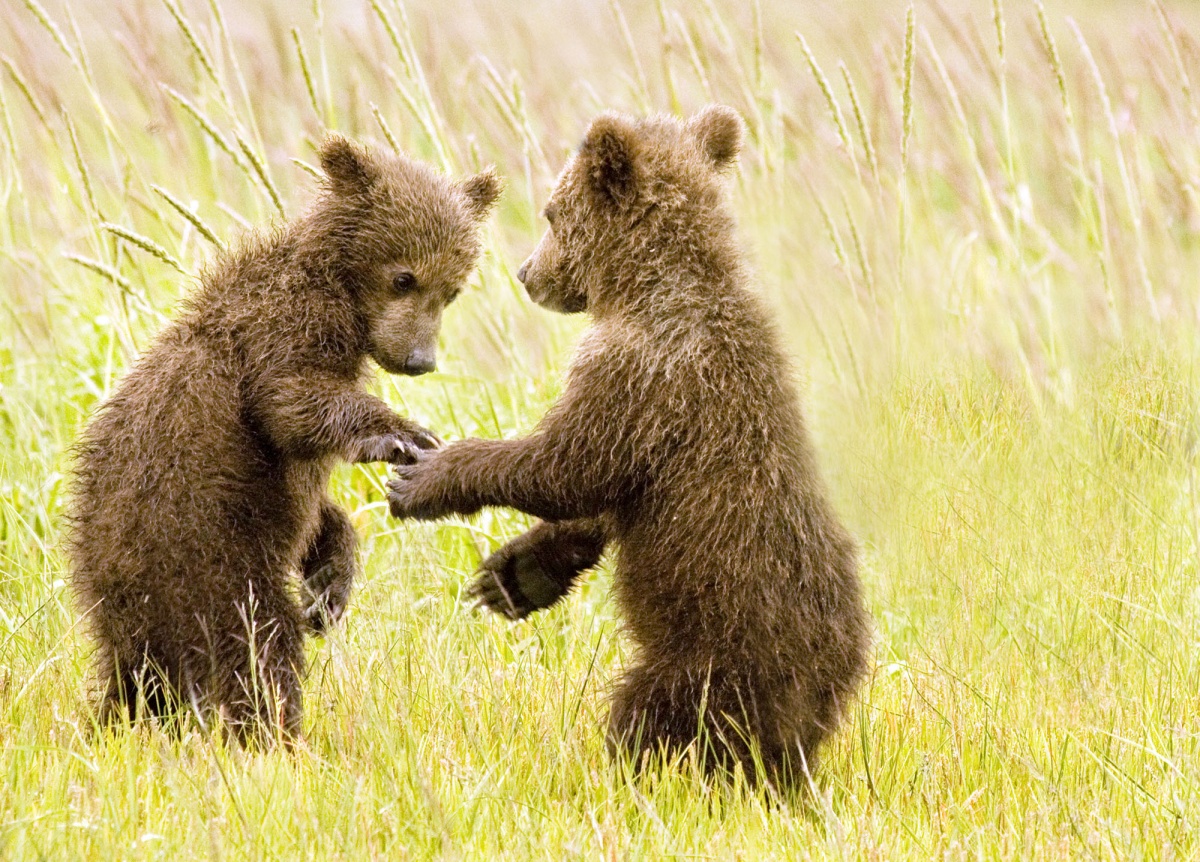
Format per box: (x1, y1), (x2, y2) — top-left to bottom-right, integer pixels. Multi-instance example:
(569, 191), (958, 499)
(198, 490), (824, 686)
(2, 0), (1199, 857)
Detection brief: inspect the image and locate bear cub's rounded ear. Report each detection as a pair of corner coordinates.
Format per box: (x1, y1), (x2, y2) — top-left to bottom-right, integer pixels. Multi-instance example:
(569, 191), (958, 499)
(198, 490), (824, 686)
(580, 113), (640, 208)
(687, 105), (743, 171)
(318, 134), (376, 194)
(459, 168), (503, 219)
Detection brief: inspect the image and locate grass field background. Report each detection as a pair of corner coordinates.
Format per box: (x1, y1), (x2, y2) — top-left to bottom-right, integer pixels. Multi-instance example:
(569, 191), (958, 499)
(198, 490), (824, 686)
(2, 0), (1199, 857)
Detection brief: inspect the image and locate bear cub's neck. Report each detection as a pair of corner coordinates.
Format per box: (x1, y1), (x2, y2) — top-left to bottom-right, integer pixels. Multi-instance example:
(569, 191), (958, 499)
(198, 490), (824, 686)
(590, 210), (749, 324)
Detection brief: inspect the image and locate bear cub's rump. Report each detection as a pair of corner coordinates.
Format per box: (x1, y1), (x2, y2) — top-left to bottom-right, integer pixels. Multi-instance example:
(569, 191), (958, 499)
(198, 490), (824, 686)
(387, 106), (871, 787)
(68, 136), (500, 742)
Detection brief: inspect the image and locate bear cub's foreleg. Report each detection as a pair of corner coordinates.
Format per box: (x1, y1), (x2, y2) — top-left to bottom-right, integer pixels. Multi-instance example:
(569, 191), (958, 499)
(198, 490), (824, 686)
(300, 498), (360, 633)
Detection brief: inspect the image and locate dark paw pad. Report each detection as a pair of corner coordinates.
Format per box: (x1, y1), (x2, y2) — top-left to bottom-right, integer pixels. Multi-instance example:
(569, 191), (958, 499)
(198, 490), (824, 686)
(467, 552), (569, 620)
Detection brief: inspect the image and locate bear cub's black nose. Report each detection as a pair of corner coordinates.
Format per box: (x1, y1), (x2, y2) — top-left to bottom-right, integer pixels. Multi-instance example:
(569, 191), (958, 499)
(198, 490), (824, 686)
(516, 262), (529, 284)
(403, 349), (436, 376)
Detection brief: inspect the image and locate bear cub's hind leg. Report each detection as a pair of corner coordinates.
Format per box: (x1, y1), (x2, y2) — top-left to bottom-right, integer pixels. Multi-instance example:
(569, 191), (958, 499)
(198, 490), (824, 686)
(213, 589), (305, 745)
(300, 498), (359, 634)
(95, 648), (174, 727)
(468, 518), (607, 619)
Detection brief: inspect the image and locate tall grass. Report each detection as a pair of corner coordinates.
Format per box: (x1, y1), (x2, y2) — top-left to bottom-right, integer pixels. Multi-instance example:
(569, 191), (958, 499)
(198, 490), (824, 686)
(2, 0), (1199, 857)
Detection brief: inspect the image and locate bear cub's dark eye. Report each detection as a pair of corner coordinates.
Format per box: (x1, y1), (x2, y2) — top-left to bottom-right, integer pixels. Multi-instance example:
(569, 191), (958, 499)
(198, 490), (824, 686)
(392, 272), (417, 294)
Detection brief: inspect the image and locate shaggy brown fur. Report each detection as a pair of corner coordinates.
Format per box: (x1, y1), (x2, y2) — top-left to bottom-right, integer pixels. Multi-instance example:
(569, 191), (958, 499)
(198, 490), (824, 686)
(68, 135), (500, 742)
(387, 107), (871, 785)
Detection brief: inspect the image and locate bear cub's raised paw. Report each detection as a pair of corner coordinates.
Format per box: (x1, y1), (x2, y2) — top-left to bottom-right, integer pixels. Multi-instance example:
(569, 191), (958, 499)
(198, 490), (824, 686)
(67, 134), (502, 740)
(351, 424), (440, 465)
(468, 519), (607, 619)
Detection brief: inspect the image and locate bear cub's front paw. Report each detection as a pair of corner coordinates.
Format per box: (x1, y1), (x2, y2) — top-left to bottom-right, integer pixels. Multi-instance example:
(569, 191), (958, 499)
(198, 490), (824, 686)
(385, 455), (449, 520)
(351, 424), (440, 464)
(301, 559), (353, 634)
(467, 544), (574, 620)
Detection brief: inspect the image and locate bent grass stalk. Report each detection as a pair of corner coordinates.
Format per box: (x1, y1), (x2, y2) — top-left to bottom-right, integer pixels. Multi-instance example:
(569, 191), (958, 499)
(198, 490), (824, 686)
(161, 0), (229, 107)
(151, 185), (225, 250)
(796, 31), (861, 183)
(100, 222), (187, 274)
(292, 28), (323, 123)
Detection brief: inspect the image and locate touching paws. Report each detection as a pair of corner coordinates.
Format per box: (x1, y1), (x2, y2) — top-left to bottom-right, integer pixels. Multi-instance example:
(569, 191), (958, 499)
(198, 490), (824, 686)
(386, 453), (448, 520)
(352, 424), (440, 465)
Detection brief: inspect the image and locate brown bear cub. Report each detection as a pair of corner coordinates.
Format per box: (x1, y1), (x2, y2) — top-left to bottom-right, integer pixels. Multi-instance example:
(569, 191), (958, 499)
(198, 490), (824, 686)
(68, 135), (500, 742)
(387, 106), (871, 786)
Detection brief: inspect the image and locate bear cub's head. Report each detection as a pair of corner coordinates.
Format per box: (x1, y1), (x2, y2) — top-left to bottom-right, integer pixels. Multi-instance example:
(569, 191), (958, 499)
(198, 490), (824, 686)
(517, 105), (743, 315)
(314, 135), (501, 375)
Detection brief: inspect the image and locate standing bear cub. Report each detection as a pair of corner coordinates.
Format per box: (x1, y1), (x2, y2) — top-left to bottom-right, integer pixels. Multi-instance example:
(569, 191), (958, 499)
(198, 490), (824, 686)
(387, 106), (871, 785)
(68, 135), (500, 742)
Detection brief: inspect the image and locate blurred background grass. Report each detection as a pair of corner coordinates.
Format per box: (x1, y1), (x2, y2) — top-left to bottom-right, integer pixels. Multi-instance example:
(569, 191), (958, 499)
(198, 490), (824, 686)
(2, 0), (1199, 858)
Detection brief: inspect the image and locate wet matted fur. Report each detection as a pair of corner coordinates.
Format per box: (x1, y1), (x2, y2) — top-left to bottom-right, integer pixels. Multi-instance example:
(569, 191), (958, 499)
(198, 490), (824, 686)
(68, 135), (500, 743)
(388, 107), (870, 786)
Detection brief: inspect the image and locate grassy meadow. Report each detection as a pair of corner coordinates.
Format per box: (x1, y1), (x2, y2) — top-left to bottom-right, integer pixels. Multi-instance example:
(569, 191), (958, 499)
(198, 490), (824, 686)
(2, 0), (1200, 857)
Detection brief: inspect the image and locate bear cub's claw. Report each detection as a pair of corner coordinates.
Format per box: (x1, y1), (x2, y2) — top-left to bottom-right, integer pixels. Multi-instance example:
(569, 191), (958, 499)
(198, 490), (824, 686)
(405, 426), (442, 451)
(353, 425), (440, 465)
(468, 544), (573, 620)
(300, 560), (352, 634)
(386, 450), (457, 521)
